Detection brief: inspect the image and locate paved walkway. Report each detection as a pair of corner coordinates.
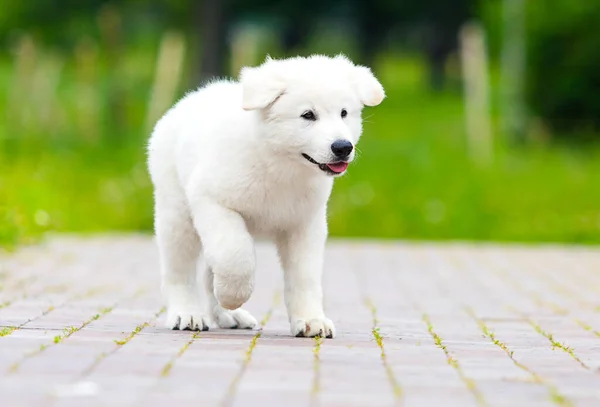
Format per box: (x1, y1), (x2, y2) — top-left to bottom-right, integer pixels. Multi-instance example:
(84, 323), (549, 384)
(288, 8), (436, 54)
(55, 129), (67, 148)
(1, 236), (600, 407)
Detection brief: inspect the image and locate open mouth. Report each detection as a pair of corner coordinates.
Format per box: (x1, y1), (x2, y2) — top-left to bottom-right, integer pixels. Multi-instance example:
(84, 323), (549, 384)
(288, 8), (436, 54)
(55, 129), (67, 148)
(302, 153), (349, 175)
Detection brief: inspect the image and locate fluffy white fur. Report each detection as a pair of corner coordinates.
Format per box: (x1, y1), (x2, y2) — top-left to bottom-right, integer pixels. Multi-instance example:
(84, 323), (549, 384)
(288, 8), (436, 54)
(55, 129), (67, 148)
(147, 54), (385, 338)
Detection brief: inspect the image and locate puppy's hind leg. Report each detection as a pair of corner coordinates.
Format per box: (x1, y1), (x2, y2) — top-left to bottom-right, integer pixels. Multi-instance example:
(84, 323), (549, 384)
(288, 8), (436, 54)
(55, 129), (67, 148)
(204, 265), (257, 329)
(155, 191), (209, 331)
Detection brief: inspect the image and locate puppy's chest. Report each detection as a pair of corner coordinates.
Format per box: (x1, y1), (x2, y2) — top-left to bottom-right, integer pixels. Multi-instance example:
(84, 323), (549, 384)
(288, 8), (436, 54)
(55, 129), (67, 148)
(227, 178), (325, 234)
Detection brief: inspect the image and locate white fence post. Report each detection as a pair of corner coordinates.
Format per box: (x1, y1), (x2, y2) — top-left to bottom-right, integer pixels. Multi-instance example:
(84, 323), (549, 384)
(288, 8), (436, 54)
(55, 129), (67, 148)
(500, 0), (527, 143)
(145, 31), (186, 133)
(459, 21), (493, 166)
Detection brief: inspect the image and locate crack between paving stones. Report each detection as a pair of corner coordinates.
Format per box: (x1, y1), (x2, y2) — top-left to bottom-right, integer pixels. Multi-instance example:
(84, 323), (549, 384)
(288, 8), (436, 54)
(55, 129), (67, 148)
(384, 244), (592, 406)
(527, 294), (600, 345)
(350, 245), (403, 406)
(464, 248), (600, 347)
(0, 283), (128, 338)
(466, 307), (574, 407)
(7, 286), (146, 374)
(384, 245), (486, 406)
(310, 335), (323, 407)
(422, 313), (488, 407)
(507, 307), (591, 372)
(521, 289), (600, 343)
(365, 298), (402, 405)
(79, 306), (166, 377)
(133, 325), (206, 407)
(0, 275), (40, 302)
(446, 248), (599, 379)
(575, 320), (600, 339)
(449, 249), (589, 403)
(159, 331), (203, 377)
(41, 289), (155, 405)
(7, 305), (116, 374)
(480, 251), (600, 347)
(220, 290), (280, 407)
(0, 254), (105, 305)
(518, 251), (600, 313)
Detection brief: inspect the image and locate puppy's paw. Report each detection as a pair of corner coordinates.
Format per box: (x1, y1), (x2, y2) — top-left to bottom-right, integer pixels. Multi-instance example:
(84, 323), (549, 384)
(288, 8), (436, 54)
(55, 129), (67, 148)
(213, 274), (254, 310)
(163, 284), (208, 331)
(166, 308), (210, 331)
(291, 317), (335, 338)
(213, 307), (257, 329)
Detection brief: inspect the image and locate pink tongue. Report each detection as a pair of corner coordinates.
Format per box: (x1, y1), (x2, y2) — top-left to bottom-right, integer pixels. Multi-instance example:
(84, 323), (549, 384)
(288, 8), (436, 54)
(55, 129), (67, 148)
(326, 162), (349, 173)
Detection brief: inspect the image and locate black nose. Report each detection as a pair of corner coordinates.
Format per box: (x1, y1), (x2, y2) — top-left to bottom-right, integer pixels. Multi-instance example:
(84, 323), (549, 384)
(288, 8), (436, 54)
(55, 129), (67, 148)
(331, 139), (353, 158)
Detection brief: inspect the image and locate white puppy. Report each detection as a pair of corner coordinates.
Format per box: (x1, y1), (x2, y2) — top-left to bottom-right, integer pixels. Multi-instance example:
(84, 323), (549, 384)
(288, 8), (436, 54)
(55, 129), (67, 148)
(147, 54), (385, 338)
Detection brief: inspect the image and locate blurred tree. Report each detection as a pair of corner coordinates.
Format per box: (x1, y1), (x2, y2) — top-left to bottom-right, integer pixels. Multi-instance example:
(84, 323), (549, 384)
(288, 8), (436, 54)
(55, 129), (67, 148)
(0, 0), (475, 91)
(230, 0), (474, 91)
(419, 0), (475, 91)
(350, 0), (474, 91)
(230, 0), (323, 54)
(195, 0), (229, 83)
(499, 0), (527, 144)
(526, 0), (600, 137)
(0, 0), (191, 46)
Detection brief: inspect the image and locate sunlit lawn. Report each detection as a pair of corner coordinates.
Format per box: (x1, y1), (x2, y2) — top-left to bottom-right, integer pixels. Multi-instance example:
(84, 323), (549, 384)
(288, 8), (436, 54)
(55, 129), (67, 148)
(1, 45), (599, 248)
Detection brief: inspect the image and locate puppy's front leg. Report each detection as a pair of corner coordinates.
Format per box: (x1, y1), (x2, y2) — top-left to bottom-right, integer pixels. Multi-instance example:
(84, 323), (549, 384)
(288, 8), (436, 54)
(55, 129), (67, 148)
(192, 200), (255, 311)
(277, 209), (335, 338)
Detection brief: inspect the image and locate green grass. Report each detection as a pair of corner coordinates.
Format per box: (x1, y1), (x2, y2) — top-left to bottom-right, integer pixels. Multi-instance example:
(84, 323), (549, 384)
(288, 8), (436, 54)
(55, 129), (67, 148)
(1, 38), (599, 248)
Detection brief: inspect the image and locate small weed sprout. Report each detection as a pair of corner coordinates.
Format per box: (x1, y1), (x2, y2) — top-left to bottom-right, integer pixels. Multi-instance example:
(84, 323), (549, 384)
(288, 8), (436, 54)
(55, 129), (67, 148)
(468, 308), (572, 407)
(114, 321), (150, 346)
(0, 326), (17, 336)
(528, 318), (588, 369)
(365, 299), (401, 401)
(7, 306), (114, 374)
(222, 291), (279, 407)
(161, 331), (202, 377)
(575, 319), (600, 338)
(311, 335), (324, 398)
(423, 313), (486, 406)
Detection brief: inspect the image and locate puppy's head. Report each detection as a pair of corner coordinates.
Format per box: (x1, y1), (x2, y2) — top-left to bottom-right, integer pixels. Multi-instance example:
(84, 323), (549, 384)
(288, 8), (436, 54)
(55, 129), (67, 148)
(239, 54), (385, 176)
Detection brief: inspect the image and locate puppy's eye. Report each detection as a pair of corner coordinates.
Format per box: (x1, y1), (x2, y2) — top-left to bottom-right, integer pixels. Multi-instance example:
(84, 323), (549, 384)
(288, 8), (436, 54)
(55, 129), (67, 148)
(301, 111), (317, 121)
(341, 109), (348, 118)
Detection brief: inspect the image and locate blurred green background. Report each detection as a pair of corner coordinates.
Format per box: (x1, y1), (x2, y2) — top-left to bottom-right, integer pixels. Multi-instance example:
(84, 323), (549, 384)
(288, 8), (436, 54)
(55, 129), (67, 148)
(1, 0), (599, 248)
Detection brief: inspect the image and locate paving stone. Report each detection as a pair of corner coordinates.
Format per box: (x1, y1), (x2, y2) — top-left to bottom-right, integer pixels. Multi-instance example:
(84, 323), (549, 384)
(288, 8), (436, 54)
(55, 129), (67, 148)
(1, 235), (600, 406)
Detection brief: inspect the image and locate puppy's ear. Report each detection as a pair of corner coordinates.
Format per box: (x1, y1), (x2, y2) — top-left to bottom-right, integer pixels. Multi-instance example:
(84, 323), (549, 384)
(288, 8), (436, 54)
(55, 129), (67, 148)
(353, 66), (385, 106)
(240, 64), (286, 110)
